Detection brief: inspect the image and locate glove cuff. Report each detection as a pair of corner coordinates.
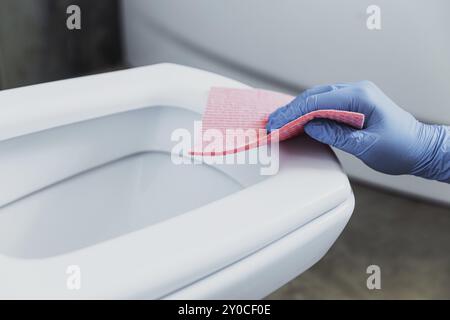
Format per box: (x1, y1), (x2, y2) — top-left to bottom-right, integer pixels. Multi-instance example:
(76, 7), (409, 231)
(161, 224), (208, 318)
(411, 124), (450, 183)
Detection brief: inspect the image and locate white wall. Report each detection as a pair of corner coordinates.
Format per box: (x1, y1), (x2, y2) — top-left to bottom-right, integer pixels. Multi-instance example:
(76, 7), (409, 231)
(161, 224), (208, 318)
(121, 0), (450, 205)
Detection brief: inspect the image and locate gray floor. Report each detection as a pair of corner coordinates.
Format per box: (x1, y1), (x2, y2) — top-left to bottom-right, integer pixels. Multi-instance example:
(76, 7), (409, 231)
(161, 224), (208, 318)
(267, 182), (450, 299)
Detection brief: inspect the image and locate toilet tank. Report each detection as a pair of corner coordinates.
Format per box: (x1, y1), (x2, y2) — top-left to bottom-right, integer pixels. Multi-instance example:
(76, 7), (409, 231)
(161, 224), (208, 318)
(121, 0), (450, 205)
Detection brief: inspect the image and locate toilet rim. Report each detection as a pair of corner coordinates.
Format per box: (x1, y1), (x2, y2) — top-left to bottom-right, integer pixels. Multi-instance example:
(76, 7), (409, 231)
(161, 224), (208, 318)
(0, 63), (244, 143)
(0, 63), (353, 298)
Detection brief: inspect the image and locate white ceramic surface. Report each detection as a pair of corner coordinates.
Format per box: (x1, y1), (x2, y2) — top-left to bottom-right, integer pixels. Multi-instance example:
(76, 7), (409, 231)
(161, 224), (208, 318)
(0, 64), (354, 299)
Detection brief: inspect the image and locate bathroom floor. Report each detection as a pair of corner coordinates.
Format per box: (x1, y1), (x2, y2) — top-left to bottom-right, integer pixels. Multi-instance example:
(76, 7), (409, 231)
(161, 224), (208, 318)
(267, 181), (450, 299)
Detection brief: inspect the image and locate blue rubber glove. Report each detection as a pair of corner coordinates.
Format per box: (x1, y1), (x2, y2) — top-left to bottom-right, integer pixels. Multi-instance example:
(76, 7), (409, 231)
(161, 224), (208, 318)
(266, 81), (450, 183)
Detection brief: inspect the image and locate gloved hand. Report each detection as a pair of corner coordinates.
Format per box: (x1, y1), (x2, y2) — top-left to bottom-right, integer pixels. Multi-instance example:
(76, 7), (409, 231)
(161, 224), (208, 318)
(266, 81), (450, 183)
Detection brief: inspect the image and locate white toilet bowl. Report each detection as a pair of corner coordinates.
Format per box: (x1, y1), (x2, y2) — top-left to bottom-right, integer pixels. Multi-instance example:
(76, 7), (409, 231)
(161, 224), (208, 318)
(0, 63), (354, 299)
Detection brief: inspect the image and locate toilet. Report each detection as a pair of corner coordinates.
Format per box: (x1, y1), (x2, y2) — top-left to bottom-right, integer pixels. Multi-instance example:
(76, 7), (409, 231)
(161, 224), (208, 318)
(0, 63), (354, 299)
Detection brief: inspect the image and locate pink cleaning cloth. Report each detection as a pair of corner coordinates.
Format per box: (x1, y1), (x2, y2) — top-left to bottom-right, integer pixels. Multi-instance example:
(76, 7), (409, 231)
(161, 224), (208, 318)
(189, 87), (365, 156)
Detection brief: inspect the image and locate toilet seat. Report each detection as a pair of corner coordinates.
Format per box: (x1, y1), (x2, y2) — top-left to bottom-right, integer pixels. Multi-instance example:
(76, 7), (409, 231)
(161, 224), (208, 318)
(0, 64), (354, 299)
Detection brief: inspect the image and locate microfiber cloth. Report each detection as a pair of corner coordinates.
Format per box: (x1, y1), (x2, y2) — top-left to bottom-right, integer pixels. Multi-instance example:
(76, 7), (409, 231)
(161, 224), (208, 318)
(189, 87), (365, 156)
